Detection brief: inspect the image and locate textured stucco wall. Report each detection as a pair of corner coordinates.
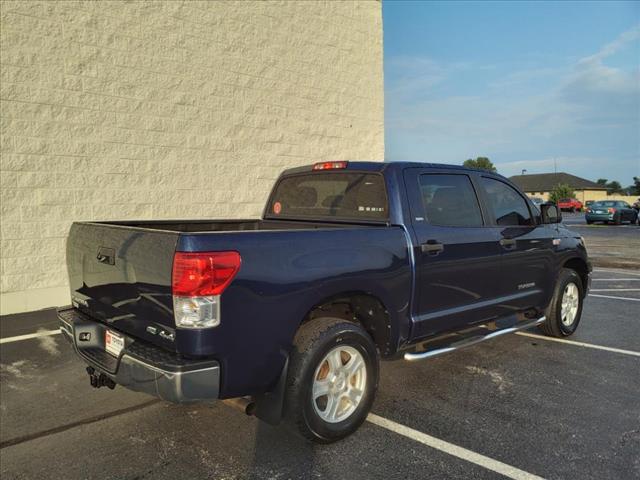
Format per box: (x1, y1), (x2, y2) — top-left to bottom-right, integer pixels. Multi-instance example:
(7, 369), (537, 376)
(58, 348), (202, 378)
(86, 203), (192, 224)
(0, 0), (384, 314)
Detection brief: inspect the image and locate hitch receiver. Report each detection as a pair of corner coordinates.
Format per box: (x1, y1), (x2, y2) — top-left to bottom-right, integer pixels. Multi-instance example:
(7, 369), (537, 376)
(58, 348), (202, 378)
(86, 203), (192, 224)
(86, 366), (116, 390)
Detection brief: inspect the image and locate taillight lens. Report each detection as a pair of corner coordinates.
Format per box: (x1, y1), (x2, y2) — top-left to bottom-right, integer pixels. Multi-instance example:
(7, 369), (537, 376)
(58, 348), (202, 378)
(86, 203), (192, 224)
(608, 208), (616, 214)
(172, 251), (241, 296)
(172, 251), (241, 329)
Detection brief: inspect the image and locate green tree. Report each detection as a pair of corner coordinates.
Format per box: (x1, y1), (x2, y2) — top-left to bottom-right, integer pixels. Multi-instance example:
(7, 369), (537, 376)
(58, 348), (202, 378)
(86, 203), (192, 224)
(631, 177), (640, 196)
(549, 184), (575, 203)
(463, 157), (497, 173)
(596, 178), (625, 195)
(605, 180), (623, 194)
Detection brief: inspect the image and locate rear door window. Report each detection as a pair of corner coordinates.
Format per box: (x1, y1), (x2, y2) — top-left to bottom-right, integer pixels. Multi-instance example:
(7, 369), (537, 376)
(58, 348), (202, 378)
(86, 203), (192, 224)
(418, 174), (483, 227)
(267, 172), (388, 221)
(481, 177), (533, 226)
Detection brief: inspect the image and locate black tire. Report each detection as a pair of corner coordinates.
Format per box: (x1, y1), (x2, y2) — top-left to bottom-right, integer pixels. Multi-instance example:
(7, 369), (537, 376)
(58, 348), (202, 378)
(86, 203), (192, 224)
(586, 220), (593, 225)
(539, 268), (584, 337)
(283, 317), (379, 443)
(614, 214), (622, 225)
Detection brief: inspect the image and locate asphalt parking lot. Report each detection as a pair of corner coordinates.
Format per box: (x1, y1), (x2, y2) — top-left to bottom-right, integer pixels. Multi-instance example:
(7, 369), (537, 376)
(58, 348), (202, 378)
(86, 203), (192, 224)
(561, 212), (639, 270)
(1, 273), (639, 478)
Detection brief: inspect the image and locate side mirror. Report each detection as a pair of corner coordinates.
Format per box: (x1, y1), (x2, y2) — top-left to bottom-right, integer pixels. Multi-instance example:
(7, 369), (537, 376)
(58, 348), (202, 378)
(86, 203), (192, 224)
(541, 203), (561, 224)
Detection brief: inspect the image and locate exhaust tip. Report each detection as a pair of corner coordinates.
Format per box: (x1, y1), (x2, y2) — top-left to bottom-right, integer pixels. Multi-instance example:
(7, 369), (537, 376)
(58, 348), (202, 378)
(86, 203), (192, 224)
(223, 397), (256, 416)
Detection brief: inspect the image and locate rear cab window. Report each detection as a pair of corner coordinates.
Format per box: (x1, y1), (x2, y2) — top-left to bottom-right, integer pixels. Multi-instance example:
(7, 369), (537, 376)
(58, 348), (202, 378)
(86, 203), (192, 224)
(266, 172), (388, 222)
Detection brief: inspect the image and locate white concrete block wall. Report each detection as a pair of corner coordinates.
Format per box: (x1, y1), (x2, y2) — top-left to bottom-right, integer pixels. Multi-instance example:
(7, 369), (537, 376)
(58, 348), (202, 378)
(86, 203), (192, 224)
(0, 0), (384, 314)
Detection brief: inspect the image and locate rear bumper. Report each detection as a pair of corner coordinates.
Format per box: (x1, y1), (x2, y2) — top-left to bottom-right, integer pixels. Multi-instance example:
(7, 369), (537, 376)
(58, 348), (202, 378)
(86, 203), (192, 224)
(57, 307), (220, 403)
(585, 213), (614, 222)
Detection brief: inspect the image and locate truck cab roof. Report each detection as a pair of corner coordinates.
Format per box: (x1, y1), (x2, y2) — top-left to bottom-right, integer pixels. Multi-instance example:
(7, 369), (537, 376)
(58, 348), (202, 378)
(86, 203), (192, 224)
(281, 161), (504, 177)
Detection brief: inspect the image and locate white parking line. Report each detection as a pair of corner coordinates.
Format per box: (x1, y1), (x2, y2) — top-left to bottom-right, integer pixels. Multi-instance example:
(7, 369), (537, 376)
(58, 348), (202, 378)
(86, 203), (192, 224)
(592, 278), (640, 281)
(588, 293), (640, 302)
(515, 332), (640, 357)
(593, 268), (640, 276)
(367, 413), (545, 480)
(0, 329), (61, 345)
(590, 288), (640, 292)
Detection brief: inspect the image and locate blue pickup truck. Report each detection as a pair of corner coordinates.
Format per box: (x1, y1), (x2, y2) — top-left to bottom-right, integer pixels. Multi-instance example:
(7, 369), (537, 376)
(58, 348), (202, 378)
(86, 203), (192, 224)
(58, 161), (590, 442)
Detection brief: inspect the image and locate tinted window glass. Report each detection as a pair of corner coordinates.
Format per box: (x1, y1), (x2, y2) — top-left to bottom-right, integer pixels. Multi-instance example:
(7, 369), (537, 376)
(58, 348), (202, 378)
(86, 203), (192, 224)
(268, 172), (388, 221)
(419, 174), (483, 227)
(481, 177), (533, 226)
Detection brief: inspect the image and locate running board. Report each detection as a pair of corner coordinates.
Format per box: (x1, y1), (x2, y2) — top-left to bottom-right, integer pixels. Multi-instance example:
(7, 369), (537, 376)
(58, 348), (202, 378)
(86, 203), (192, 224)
(404, 316), (546, 361)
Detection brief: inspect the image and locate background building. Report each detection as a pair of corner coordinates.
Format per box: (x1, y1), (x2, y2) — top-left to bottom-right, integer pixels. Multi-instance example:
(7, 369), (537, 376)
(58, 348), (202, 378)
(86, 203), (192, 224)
(509, 172), (636, 204)
(0, 1), (384, 314)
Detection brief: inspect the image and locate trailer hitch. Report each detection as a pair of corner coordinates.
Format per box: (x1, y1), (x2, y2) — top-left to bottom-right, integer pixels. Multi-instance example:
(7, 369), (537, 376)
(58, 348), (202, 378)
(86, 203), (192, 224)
(86, 366), (116, 390)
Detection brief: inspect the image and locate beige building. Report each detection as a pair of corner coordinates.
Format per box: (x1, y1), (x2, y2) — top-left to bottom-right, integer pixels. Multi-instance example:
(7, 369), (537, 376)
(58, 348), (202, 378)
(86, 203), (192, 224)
(0, 1), (384, 315)
(510, 172), (612, 203)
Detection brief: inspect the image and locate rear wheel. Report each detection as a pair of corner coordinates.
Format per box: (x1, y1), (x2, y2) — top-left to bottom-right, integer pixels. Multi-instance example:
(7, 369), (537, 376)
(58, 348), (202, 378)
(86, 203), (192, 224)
(539, 268), (584, 337)
(614, 214), (622, 225)
(284, 317), (379, 443)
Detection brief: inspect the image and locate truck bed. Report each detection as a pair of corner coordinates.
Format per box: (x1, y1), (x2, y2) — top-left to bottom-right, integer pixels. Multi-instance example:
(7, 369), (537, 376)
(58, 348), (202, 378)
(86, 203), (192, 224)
(66, 218), (411, 397)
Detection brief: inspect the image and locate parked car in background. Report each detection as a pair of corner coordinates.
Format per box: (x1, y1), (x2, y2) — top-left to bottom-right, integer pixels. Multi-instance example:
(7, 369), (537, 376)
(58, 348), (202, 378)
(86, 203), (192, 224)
(557, 198), (583, 213)
(585, 201), (639, 225)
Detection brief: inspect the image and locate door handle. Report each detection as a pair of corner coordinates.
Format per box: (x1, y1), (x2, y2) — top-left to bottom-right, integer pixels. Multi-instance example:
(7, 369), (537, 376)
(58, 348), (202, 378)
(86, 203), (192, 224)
(499, 238), (517, 250)
(421, 240), (444, 255)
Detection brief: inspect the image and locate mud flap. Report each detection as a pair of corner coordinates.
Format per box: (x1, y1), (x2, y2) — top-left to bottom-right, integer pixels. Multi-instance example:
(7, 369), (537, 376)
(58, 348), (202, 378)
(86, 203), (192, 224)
(254, 357), (288, 425)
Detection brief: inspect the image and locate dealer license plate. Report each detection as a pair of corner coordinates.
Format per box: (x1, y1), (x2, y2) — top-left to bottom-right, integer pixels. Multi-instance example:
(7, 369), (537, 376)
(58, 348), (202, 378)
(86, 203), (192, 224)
(105, 330), (124, 357)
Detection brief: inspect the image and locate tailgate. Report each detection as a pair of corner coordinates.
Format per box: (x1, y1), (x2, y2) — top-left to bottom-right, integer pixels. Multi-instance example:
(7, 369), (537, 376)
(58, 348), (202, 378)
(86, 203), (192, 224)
(67, 222), (179, 351)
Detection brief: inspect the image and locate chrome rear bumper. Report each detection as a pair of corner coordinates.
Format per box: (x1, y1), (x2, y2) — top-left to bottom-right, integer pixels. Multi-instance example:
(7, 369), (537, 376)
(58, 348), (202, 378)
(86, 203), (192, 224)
(58, 307), (220, 403)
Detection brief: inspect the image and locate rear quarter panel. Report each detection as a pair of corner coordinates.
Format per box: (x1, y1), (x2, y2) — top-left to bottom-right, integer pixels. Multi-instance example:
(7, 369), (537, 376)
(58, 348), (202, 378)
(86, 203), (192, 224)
(177, 227), (412, 398)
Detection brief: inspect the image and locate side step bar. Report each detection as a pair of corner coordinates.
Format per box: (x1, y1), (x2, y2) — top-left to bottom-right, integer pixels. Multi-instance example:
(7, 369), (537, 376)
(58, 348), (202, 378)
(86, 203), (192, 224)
(404, 316), (546, 361)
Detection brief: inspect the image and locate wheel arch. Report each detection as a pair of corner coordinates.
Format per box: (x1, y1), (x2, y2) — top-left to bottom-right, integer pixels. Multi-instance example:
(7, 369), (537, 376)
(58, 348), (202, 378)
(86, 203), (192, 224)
(300, 291), (395, 356)
(562, 257), (590, 295)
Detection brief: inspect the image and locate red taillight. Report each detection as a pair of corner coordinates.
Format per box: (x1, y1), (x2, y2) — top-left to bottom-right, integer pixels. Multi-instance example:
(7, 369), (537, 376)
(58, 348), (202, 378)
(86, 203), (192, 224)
(313, 161), (348, 170)
(608, 208), (616, 213)
(172, 251), (241, 297)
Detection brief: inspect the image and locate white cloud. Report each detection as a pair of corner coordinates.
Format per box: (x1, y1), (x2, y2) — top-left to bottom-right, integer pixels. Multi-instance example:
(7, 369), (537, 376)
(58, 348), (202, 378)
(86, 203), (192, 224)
(577, 24), (640, 66)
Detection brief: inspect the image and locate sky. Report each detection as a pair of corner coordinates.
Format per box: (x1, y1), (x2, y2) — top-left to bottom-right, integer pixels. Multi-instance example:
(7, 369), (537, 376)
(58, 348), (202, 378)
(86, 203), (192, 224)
(383, 1), (640, 185)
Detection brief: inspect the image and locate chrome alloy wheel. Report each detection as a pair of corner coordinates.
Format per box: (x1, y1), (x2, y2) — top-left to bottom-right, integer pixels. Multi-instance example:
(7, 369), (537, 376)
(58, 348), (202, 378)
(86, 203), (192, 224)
(561, 282), (580, 326)
(312, 345), (367, 423)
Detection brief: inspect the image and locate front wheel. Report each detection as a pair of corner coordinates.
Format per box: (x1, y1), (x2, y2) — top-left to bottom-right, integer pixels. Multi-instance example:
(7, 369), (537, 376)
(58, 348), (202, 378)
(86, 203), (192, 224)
(284, 317), (379, 443)
(539, 268), (584, 337)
